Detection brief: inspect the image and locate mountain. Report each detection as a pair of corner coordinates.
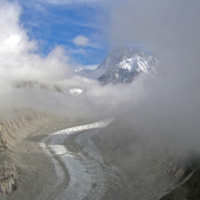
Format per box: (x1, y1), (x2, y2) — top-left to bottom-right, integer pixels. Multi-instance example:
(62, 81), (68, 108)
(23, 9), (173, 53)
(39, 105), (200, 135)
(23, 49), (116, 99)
(76, 47), (158, 84)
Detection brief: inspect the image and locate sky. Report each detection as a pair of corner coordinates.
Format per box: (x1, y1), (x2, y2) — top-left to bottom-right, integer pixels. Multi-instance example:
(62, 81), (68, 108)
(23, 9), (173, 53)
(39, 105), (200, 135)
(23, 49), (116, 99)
(12, 0), (112, 68)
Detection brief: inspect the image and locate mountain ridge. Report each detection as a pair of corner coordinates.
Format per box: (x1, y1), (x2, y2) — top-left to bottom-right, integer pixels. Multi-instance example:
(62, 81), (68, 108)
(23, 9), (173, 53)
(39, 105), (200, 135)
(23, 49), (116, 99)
(76, 47), (158, 84)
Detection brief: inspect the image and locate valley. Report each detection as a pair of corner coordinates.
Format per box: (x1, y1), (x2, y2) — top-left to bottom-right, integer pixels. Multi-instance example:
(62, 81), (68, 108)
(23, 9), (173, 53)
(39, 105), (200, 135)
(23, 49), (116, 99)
(0, 112), (199, 200)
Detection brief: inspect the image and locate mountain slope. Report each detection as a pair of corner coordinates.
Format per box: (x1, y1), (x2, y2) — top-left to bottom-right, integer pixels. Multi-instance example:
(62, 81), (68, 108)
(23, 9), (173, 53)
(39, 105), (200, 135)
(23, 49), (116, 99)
(76, 47), (158, 84)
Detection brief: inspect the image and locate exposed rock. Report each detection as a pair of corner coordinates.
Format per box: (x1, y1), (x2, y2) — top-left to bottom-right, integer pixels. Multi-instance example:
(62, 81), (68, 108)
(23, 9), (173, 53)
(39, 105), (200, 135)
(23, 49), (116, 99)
(0, 110), (59, 195)
(76, 47), (158, 84)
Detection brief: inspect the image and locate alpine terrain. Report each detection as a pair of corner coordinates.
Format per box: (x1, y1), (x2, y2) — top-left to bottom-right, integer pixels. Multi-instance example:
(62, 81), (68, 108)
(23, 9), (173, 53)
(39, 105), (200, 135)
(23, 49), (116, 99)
(76, 47), (158, 84)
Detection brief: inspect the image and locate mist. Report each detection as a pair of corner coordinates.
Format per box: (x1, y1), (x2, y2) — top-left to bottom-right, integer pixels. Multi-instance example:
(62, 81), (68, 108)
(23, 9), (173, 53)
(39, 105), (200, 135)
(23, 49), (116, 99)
(0, 1), (153, 121)
(109, 0), (200, 155)
(1, 0), (200, 156)
(0, 1), (100, 118)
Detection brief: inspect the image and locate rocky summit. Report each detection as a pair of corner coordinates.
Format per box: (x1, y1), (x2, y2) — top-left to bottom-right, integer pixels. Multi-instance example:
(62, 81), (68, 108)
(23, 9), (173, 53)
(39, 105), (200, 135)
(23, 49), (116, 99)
(76, 47), (158, 84)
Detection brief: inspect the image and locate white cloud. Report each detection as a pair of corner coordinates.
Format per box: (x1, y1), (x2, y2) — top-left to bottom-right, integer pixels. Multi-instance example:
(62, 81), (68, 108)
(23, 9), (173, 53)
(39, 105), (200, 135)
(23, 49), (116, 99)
(0, 0), (144, 120)
(39, 0), (99, 4)
(73, 35), (89, 46)
(0, 1), (75, 81)
(2, 0), (200, 160)
(0, 0), (107, 118)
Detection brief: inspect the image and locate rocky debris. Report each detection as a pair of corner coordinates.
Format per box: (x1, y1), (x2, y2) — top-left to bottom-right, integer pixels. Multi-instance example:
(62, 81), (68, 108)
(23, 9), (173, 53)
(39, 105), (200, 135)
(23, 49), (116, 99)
(0, 110), (59, 195)
(0, 167), (16, 194)
(0, 134), (16, 195)
(93, 119), (200, 199)
(160, 155), (200, 200)
(13, 81), (64, 93)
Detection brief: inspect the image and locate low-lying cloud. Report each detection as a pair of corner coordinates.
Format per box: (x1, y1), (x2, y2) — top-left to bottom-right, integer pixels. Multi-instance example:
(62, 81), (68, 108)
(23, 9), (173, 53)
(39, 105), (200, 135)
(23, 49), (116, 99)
(0, 1), (124, 120)
(1, 0), (200, 156)
(109, 0), (200, 155)
(0, 1), (78, 114)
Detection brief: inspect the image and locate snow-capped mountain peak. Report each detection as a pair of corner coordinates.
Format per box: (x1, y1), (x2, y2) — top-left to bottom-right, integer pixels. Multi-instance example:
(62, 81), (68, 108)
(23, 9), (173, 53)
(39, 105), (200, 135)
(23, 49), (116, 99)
(76, 47), (158, 84)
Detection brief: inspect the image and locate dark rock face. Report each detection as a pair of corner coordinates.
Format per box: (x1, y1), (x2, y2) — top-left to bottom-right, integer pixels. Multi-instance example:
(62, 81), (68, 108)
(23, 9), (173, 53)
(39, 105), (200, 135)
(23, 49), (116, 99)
(98, 66), (139, 83)
(160, 156), (200, 200)
(0, 127), (16, 195)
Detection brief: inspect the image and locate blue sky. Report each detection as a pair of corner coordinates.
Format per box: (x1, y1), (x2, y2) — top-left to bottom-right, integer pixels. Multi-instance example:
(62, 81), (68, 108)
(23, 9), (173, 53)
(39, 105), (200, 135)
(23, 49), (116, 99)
(15, 0), (111, 68)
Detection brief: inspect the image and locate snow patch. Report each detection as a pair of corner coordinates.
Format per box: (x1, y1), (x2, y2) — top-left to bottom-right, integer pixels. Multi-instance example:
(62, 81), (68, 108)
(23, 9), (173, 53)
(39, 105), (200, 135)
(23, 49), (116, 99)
(69, 88), (84, 96)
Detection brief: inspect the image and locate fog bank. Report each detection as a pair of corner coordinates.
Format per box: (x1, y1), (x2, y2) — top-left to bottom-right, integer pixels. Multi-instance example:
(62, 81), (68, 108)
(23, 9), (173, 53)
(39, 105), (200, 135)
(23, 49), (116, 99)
(1, 0), (200, 155)
(109, 0), (200, 154)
